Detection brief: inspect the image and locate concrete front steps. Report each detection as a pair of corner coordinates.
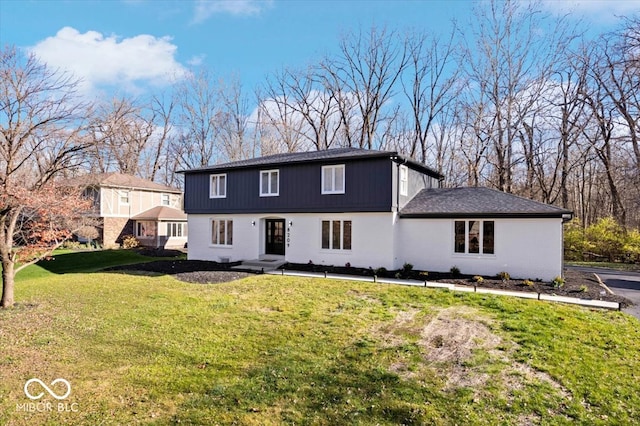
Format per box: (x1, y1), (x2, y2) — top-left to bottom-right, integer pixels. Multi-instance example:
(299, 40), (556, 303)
(231, 256), (286, 272)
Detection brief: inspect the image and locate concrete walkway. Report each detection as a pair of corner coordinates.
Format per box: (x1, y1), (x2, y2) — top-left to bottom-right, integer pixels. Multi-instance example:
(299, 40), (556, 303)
(567, 266), (640, 319)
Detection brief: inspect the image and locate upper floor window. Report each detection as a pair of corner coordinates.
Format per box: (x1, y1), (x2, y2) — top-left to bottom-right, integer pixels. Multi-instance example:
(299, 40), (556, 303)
(454, 220), (495, 255)
(322, 165), (345, 194)
(210, 174), (227, 198)
(260, 170), (279, 196)
(161, 193), (171, 206)
(119, 190), (130, 205)
(399, 165), (408, 196)
(82, 187), (100, 211)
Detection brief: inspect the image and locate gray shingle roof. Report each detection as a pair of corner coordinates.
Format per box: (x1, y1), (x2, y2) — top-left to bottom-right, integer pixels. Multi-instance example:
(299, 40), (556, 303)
(400, 187), (573, 218)
(132, 206), (187, 221)
(64, 173), (182, 193)
(180, 148), (443, 179)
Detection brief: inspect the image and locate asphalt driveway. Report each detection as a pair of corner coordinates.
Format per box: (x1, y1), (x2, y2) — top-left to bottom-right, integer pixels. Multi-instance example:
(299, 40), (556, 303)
(567, 266), (640, 319)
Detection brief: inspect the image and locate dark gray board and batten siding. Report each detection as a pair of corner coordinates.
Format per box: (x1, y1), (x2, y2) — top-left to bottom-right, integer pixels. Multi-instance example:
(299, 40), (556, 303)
(183, 157), (394, 214)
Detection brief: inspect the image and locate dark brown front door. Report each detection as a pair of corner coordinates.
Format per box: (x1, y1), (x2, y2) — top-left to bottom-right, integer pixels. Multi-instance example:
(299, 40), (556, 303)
(265, 219), (285, 255)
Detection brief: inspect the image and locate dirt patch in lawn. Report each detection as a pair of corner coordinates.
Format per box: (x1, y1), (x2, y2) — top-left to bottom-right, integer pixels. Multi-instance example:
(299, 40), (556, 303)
(381, 306), (571, 406)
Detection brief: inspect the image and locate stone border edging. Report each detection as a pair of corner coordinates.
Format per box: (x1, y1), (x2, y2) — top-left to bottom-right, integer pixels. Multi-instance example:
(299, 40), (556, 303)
(268, 269), (622, 311)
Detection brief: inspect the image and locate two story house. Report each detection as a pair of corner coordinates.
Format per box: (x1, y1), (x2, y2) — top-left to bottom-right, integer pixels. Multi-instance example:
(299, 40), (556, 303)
(72, 173), (187, 249)
(181, 148), (572, 280)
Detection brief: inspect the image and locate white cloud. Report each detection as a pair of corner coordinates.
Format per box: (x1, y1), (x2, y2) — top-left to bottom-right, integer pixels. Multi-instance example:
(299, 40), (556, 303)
(540, 0), (640, 22)
(29, 27), (188, 95)
(187, 54), (206, 67)
(192, 0), (273, 23)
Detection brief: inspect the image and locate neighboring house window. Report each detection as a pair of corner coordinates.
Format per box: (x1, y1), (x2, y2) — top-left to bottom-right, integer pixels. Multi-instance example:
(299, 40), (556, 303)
(321, 220), (352, 250)
(161, 194), (170, 206)
(260, 170), (279, 196)
(322, 165), (345, 194)
(166, 222), (187, 237)
(136, 221), (155, 238)
(210, 174), (227, 198)
(399, 165), (408, 196)
(82, 187), (100, 211)
(211, 219), (233, 246)
(454, 220), (495, 255)
(119, 190), (130, 205)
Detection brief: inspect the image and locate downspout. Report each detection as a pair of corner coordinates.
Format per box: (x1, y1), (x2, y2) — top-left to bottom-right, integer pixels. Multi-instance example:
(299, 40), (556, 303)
(561, 213), (573, 278)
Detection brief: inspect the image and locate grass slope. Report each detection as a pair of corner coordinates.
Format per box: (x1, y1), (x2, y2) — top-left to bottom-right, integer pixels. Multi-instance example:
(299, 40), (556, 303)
(16, 249), (180, 281)
(1, 258), (639, 425)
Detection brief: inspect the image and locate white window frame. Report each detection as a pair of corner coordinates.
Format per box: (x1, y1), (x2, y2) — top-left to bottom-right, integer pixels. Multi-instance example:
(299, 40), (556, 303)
(119, 190), (130, 206)
(453, 220), (495, 256)
(260, 169), (279, 197)
(136, 221), (155, 238)
(209, 174), (227, 199)
(161, 193), (171, 206)
(166, 222), (186, 238)
(211, 219), (233, 247)
(399, 165), (408, 196)
(321, 165), (345, 194)
(320, 219), (352, 251)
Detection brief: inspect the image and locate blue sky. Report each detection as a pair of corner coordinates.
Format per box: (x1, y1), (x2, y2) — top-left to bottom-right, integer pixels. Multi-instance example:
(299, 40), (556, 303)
(1, 0), (639, 99)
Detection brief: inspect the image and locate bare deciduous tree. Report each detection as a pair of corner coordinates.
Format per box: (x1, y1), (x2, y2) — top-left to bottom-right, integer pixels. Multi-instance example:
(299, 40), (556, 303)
(0, 46), (92, 308)
(321, 26), (409, 149)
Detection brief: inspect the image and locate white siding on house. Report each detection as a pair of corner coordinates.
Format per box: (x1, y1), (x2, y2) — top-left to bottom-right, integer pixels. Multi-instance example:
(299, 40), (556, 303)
(187, 213), (396, 269)
(396, 218), (564, 281)
(99, 187), (182, 218)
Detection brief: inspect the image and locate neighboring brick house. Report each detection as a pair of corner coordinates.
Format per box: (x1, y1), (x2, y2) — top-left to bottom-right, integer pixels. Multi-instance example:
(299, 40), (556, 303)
(70, 173), (187, 248)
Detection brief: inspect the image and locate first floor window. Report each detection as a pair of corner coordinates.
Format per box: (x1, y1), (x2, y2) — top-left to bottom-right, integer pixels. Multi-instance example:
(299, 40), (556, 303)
(136, 221), (155, 237)
(321, 220), (352, 250)
(166, 222), (187, 237)
(211, 219), (233, 246)
(454, 220), (494, 255)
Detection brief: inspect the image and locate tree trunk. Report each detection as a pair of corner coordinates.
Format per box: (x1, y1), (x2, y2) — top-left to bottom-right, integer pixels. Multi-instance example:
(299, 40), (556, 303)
(1, 259), (14, 308)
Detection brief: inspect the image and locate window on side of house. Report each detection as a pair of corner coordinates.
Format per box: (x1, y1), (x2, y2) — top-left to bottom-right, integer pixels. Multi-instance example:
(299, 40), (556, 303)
(166, 222), (187, 237)
(399, 165), (408, 196)
(260, 170), (279, 196)
(321, 165), (345, 194)
(454, 220), (495, 255)
(211, 219), (233, 246)
(119, 190), (130, 205)
(82, 187), (100, 211)
(210, 174), (227, 198)
(321, 220), (352, 250)
(161, 193), (171, 206)
(136, 221), (155, 238)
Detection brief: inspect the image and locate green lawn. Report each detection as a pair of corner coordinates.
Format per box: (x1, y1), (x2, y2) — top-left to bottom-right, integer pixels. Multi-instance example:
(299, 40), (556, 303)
(1, 252), (639, 425)
(16, 249), (183, 281)
(566, 261), (640, 272)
